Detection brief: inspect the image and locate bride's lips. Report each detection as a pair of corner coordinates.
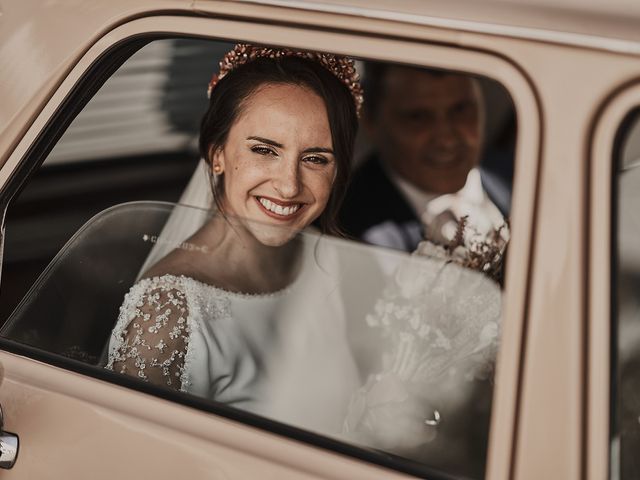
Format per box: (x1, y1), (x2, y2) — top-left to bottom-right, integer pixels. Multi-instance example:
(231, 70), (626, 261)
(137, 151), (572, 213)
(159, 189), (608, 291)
(255, 196), (305, 221)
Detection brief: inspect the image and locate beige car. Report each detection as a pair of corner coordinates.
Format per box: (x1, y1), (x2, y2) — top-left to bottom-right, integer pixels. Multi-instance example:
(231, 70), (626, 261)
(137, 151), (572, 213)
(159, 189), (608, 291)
(0, 0), (639, 479)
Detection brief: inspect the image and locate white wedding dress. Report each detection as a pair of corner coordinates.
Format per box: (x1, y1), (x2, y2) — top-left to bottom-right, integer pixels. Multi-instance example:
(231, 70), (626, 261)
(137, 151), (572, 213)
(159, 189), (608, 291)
(106, 233), (361, 435)
(105, 160), (503, 463)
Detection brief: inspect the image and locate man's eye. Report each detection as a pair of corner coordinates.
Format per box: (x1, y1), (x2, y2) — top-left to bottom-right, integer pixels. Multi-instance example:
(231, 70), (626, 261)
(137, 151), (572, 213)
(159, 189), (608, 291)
(452, 101), (477, 117)
(251, 145), (277, 156)
(303, 155), (329, 165)
(400, 110), (434, 126)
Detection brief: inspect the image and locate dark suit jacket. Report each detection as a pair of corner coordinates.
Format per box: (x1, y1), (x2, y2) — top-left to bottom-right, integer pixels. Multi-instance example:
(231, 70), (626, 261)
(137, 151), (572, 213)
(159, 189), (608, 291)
(339, 154), (422, 251)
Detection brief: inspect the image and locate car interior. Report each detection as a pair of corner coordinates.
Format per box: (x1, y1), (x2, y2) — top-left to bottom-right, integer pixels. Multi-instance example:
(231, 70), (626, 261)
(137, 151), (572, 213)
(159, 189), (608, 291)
(0, 38), (516, 329)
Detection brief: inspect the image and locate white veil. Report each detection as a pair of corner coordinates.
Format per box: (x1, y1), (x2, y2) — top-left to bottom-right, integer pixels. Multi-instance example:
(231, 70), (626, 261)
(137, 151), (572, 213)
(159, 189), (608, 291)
(137, 159), (213, 278)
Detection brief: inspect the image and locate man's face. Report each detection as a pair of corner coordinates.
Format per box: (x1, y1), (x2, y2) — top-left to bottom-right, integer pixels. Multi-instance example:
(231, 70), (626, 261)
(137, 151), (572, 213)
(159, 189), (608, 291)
(367, 67), (482, 194)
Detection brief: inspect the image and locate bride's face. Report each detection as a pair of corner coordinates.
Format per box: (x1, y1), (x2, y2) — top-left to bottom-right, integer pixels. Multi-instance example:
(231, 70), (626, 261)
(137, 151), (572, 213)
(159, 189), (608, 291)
(213, 83), (336, 246)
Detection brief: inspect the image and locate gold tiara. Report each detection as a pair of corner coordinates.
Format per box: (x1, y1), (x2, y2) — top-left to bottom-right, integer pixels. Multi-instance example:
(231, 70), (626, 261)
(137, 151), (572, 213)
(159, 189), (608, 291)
(207, 44), (363, 117)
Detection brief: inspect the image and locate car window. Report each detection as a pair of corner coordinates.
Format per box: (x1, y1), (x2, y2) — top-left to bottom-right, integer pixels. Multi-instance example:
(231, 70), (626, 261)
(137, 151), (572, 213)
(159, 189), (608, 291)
(613, 108), (640, 480)
(0, 37), (517, 479)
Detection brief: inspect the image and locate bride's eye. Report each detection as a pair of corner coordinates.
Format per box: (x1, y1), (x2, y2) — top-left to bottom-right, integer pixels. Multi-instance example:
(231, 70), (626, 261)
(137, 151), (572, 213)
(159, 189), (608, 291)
(251, 145), (277, 156)
(302, 155), (329, 165)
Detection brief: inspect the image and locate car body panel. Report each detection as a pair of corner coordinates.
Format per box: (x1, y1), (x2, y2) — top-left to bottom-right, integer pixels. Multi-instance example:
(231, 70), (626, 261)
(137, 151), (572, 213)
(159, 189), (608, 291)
(220, 0), (640, 51)
(0, 1), (637, 479)
(0, 351), (414, 479)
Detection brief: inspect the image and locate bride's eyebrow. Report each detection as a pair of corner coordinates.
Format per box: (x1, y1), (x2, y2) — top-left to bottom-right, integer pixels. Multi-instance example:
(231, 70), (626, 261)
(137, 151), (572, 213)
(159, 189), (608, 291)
(247, 136), (333, 155)
(302, 146), (334, 155)
(247, 136), (283, 148)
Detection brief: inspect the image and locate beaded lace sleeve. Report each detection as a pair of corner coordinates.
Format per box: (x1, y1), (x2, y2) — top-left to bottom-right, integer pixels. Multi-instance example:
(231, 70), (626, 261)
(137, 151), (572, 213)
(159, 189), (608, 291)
(106, 277), (192, 391)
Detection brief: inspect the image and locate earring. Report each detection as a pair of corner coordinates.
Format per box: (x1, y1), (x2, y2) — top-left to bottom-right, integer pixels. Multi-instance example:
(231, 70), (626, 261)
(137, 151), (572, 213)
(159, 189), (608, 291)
(213, 163), (222, 174)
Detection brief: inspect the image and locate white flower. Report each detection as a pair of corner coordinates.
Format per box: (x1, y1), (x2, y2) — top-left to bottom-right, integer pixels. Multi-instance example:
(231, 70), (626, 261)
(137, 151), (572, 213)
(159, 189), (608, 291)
(417, 323), (431, 338)
(365, 314), (378, 327)
(408, 313), (420, 331)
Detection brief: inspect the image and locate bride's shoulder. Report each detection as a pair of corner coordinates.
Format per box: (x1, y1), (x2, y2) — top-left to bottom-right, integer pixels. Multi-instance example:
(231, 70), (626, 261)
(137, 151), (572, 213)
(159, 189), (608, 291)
(124, 246), (209, 305)
(134, 248), (216, 293)
(118, 274), (191, 318)
(132, 273), (190, 293)
(140, 247), (201, 281)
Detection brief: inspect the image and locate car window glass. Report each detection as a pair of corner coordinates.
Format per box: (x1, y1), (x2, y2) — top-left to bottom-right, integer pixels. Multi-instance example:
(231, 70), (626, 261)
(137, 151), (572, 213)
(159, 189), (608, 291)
(0, 38), (517, 479)
(614, 108), (640, 480)
(0, 38), (232, 322)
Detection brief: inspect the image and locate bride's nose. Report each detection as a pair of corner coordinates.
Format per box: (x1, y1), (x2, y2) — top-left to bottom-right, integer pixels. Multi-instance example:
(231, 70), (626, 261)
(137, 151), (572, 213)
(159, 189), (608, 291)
(272, 158), (301, 198)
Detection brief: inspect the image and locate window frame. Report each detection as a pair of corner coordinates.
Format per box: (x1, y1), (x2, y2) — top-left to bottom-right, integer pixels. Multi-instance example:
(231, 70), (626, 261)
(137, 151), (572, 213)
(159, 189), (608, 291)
(589, 80), (640, 480)
(0, 14), (540, 478)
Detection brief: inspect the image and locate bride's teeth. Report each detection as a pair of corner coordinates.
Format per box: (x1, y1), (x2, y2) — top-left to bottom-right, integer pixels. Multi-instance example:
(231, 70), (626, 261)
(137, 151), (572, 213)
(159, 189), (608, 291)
(259, 198), (271, 210)
(259, 197), (300, 216)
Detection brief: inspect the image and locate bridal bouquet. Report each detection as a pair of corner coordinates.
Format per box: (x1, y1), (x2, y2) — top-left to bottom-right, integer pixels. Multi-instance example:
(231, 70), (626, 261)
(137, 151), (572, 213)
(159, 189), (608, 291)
(343, 218), (508, 455)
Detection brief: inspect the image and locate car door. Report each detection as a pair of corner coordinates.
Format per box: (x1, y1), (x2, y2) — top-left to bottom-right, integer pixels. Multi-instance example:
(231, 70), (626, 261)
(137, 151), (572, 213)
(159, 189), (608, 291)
(0, 6), (539, 479)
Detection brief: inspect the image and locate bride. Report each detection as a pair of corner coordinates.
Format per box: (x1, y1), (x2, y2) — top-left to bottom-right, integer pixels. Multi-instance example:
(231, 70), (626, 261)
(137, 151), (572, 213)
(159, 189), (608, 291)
(106, 44), (364, 433)
(105, 43), (505, 469)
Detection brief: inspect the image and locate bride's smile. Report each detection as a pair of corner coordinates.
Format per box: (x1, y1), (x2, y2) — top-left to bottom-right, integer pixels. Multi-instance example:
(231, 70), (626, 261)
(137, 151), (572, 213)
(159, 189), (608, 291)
(255, 196), (304, 219)
(213, 82), (336, 246)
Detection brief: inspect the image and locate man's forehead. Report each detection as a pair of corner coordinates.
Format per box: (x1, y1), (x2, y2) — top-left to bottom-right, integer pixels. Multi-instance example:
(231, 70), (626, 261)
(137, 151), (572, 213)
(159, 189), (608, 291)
(382, 66), (476, 99)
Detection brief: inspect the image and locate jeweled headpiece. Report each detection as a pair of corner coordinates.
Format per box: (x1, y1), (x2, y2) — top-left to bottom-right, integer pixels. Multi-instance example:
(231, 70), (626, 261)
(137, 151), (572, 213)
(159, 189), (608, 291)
(207, 43), (363, 116)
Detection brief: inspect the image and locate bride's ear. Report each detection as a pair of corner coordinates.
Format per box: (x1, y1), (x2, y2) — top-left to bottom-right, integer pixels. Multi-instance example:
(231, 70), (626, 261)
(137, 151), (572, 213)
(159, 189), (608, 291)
(209, 145), (225, 175)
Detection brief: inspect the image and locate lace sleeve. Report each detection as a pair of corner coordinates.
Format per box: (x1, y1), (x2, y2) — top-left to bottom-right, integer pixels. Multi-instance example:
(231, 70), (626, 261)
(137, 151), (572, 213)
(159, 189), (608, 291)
(107, 280), (191, 390)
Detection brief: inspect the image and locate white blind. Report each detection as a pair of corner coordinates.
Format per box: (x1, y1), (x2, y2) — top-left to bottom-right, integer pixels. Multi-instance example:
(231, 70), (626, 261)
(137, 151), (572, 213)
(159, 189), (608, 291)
(46, 39), (232, 165)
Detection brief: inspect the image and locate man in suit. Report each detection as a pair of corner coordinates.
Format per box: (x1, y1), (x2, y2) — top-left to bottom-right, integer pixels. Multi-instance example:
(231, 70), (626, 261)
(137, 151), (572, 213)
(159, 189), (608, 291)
(340, 63), (506, 251)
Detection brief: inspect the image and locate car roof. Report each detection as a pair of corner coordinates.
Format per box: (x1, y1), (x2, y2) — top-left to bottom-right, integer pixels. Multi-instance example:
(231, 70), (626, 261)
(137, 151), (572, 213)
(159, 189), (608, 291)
(227, 0), (640, 52)
(3, 0), (640, 168)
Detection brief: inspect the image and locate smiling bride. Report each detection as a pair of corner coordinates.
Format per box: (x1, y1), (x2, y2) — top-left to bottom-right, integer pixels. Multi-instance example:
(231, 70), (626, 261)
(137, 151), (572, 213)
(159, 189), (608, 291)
(105, 44), (364, 433)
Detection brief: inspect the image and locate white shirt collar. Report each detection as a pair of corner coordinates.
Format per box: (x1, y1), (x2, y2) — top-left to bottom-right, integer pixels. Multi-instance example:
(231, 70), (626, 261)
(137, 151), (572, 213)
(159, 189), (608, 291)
(383, 162), (505, 237)
(383, 162), (438, 216)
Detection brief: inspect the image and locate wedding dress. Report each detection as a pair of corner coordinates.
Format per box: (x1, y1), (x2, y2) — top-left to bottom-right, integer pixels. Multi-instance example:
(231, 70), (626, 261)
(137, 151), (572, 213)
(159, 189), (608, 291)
(106, 231), (361, 435)
(341, 238), (502, 476)
(105, 159), (503, 463)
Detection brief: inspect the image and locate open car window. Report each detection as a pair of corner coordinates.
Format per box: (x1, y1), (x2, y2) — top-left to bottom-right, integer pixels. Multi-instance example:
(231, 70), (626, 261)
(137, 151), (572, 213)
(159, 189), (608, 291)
(0, 37), (517, 479)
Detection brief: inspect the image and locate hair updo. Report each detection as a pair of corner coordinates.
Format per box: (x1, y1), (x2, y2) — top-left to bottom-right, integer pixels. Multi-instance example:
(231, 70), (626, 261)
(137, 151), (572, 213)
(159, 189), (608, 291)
(199, 55), (358, 235)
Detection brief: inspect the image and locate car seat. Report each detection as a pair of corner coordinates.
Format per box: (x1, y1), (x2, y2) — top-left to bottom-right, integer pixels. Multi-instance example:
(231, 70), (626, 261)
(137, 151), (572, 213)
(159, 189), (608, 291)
(1, 201), (173, 365)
